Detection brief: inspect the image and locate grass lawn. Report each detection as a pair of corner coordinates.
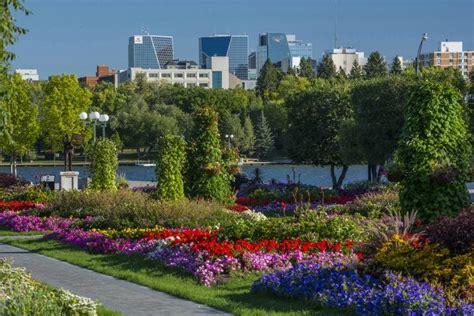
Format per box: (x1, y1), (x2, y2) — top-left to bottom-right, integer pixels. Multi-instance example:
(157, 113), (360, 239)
(0, 226), (46, 236)
(1, 238), (349, 316)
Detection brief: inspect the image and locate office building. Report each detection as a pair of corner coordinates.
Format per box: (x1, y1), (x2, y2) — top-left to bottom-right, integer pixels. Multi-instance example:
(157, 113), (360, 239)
(128, 34), (174, 69)
(323, 47), (367, 75)
(199, 35), (249, 80)
(15, 69), (39, 81)
(256, 33), (312, 73)
(78, 65), (118, 88)
(420, 41), (473, 80)
(248, 52), (257, 79)
(119, 56), (239, 89)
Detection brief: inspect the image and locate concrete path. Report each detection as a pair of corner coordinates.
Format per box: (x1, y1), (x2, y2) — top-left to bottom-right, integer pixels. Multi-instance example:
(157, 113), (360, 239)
(0, 243), (230, 316)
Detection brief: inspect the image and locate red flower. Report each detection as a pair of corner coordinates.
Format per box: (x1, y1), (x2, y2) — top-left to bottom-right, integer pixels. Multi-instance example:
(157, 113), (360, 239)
(355, 252), (364, 261)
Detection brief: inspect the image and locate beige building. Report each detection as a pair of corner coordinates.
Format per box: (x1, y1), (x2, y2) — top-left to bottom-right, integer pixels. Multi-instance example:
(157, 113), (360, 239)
(420, 41), (473, 80)
(324, 47), (367, 74)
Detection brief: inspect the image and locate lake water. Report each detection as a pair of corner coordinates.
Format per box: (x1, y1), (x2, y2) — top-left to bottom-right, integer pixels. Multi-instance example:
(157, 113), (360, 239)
(0, 164), (369, 187)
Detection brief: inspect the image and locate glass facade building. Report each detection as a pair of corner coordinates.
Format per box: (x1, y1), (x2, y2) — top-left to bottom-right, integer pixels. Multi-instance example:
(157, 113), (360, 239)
(199, 35), (249, 80)
(257, 33), (312, 74)
(129, 35), (174, 69)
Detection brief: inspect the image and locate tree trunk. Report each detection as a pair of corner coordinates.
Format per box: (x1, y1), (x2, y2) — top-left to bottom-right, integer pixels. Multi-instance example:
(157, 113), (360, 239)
(367, 164), (372, 181)
(10, 150), (17, 178)
(336, 165), (349, 191)
(330, 164), (337, 190)
(370, 164), (378, 182)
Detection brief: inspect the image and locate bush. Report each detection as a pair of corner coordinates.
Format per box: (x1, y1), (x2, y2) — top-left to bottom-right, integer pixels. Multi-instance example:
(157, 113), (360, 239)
(87, 139), (118, 192)
(347, 189), (400, 218)
(426, 207), (474, 254)
(0, 173), (28, 188)
(394, 80), (471, 221)
(154, 135), (186, 201)
(45, 190), (238, 229)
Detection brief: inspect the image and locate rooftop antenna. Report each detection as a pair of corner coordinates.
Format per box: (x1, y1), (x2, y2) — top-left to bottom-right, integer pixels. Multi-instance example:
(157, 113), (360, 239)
(334, 0), (338, 48)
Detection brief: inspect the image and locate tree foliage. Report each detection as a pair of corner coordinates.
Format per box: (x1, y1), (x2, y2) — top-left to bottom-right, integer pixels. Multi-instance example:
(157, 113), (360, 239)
(241, 115), (255, 156)
(395, 80), (471, 221)
(390, 56), (403, 75)
(88, 139), (118, 192)
(254, 111), (274, 159)
(40, 75), (92, 152)
(256, 59), (282, 98)
(349, 59), (363, 79)
(186, 107), (231, 202)
(286, 81), (352, 190)
(364, 51), (388, 79)
(317, 55), (336, 79)
(298, 57), (315, 79)
(154, 135), (186, 201)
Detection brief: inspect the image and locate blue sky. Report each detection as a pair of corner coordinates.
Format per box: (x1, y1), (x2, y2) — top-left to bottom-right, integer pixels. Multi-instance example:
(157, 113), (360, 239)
(11, 0), (474, 78)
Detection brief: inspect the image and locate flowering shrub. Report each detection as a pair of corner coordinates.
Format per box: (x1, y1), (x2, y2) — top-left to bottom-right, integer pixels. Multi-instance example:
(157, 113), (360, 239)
(0, 211), (72, 232)
(252, 263), (473, 315)
(0, 173), (29, 188)
(0, 259), (98, 315)
(0, 200), (42, 211)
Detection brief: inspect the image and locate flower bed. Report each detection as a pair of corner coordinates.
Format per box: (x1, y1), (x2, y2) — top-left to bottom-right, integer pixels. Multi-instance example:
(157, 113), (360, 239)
(252, 263), (473, 315)
(0, 211), (72, 232)
(0, 200), (44, 212)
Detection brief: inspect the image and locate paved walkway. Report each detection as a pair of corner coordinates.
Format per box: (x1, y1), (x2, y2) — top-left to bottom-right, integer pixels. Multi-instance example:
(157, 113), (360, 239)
(0, 243), (230, 316)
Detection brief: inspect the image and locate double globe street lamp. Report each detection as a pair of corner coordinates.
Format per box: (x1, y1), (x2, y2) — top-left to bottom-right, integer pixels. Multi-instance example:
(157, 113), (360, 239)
(79, 111), (110, 141)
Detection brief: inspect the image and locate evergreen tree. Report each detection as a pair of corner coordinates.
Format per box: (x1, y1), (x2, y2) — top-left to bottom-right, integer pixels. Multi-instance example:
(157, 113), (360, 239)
(364, 51), (388, 78)
(349, 59), (363, 79)
(256, 58), (281, 97)
(336, 66), (348, 80)
(390, 55), (403, 75)
(298, 57), (315, 79)
(286, 67), (296, 76)
(317, 55), (337, 79)
(241, 115), (256, 156)
(254, 111), (274, 159)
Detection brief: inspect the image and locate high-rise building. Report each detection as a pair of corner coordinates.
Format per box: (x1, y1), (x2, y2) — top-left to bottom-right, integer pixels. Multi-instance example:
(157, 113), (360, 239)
(128, 34), (174, 69)
(323, 47), (367, 75)
(199, 35), (249, 80)
(420, 41), (473, 80)
(256, 33), (312, 74)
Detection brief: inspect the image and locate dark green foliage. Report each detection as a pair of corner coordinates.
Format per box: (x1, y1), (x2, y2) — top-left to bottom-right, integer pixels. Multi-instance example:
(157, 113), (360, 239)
(390, 56), (403, 75)
(219, 112), (245, 152)
(349, 60), (363, 79)
(186, 107), (231, 202)
(364, 51), (388, 78)
(317, 55), (336, 79)
(286, 81), (352, 190)
(336, 66), (347, 80)
(154, 135), (186, 201)
(351, 77), (409, 165)
(254, 111), (274, 159)
(241, 115), (255, 156)
(395, 80), (471, 221)
(88, 139), (118, 192)
(256, 59), (282, 97)
(298, 57), (315, 79)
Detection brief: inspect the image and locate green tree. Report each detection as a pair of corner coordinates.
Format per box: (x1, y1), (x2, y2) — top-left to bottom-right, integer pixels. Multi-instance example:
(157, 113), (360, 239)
(336, 66), (348, 80)
(390, 56), (403, 75)
(256, 59), (282, 98)
(0, 0), (30, 73)
(40, 75), (92, 153)
(286, 66), (296, 76)
(298, 57), (315, 79)
(186, 107), (231, 202)
(87, 139), (118, 192)
(286, 81), (352, 190)
(364, 51), (388, 78)
(254, 111), (274, 159)
(241, 115), (255, 156)
(0, 74), (40, 176)
(351, 77), (409, 181)
(219, 112), (245, 152)
(395, 80), (471, 221)
(349, 59), (363, 79)
(154, 135), (186, 201)
(317, 55), (336, 79)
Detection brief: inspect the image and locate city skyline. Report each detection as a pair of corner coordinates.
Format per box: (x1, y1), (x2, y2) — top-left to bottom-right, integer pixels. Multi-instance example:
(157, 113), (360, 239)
(10, 0), (474, 78)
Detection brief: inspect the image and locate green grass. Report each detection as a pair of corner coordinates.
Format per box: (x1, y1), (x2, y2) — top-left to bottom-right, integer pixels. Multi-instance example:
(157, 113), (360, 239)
(1, 238), (349, 316)
(0, 226), (46, 236)
(97, 305), (123, 316)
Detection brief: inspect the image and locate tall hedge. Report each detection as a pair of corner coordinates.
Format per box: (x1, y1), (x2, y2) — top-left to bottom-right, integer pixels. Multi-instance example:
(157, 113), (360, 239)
(88, 139), (118, 192)
(154, 135), (186, 201)
(395, 80), (471, 221)
(186, 107), (231, 202)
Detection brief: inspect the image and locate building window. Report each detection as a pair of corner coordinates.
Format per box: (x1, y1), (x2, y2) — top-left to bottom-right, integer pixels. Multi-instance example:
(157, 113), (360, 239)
(186, 73), (196, 78)
(149, 73), (159, 78)
(436, 53), (441, 57)
(449, 59), (454, 65)
(199, 83), (208, 87)
(174, 73), (183, 78)
(161, 73), (171, 78)
(199, 73), (209, 78)
(212, 71), (222, 89)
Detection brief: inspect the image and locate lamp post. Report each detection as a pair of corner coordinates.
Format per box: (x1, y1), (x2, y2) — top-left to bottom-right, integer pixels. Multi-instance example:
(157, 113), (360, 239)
(79, 111), (109, 141)
(225, 134), (234, 147)
(415, 33), (428, 76)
